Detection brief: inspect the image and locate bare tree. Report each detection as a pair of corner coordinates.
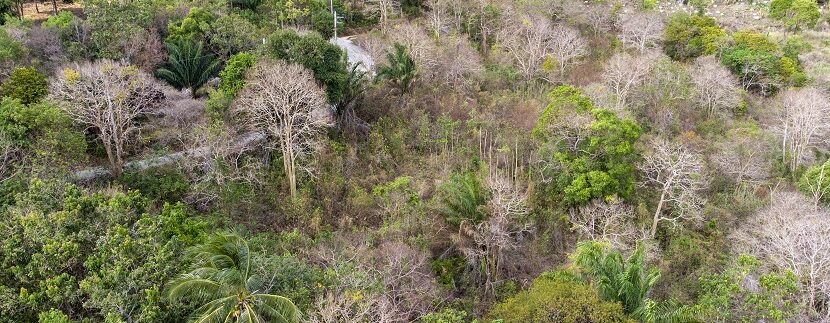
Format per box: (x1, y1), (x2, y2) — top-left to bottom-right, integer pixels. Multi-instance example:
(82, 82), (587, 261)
(456, 175), (531, 297)
(234, 60), (329, 197)
(711, 127), (772, 187)
(50, 60), (163, 176)
(390, 21), (440, 73)
(739, 191), (830, 318)
(437, 35), (483, 87)
(570, 198), (643, 251)
(581, 5), (612, 36)
(309, 237), (439, 323)
(498, 14), (553, 82)
(498, 16), (587, 82)
(426, 0), (448, 38)
(639, 138), (706, 238)
(602, 52), (653, 111)
(618, 12), (664, 54)
(549, 24), (588, 80)
(776, 87), (830, 171)
(690, 56), (742, 118)
(367, 0), (400, 33)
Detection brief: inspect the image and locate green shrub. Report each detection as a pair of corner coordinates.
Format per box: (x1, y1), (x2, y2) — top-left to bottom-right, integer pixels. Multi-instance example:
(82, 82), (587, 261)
(166, 7), (214, 44)
(118, 168), (191, 204)
(488, 271), (634, 323)
(534, 85), (641, 207)
(207, 12), (259, 57)
(769, 0), (820, 30)
(420, 308), (469, 323)
(663, 13), (725, 61)
(264, 29), (349, 103)
(796, 159), (830, 204)
(0, 27), (24, 65)
(42, 11), (75, 29)
(0, 67), (48, 105)
(720, 32), (802, 96)
(218, 52), (256, 97)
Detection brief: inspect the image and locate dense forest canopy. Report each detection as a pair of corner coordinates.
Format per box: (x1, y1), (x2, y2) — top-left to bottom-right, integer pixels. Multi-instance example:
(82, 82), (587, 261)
(2, 0), (830, 322)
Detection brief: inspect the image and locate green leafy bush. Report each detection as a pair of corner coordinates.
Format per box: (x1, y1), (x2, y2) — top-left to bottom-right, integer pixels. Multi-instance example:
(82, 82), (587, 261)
(0, 180), (205, 321)
(663, 13), (725, 61)
(218, 51), (256, 97)
(165, 7), (214, 44)
(769, 0), (820, 30)
(0, 27), (24, 66)
(41, 11), (75, 29)
(720, 32), (804, 96)
(796, 159), (830, 204)
(534, 85), (641, 206)
(488, 271), (634, 323)
(0, 67), (48, 105)
(118, 168), (191, 204)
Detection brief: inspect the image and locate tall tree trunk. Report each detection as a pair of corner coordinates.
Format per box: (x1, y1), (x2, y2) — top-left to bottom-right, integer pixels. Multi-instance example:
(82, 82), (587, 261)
(651, 185), (669, 238)
(52, 0), (58, 16)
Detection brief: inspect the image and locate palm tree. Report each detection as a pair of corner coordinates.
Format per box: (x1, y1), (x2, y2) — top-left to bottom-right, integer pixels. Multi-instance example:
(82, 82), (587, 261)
(441, 172), (487, 229)
(571, 241), (660, 315)
(168, 233), (300, 323)
(157, 40), (221, 96)
(376, 43), (418, 94)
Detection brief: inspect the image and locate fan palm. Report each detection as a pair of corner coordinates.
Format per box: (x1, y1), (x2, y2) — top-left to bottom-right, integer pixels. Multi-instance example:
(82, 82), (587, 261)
(157, 40), (221, 96)
(168, 233), (300, 323)
(376, 43), (418, 94)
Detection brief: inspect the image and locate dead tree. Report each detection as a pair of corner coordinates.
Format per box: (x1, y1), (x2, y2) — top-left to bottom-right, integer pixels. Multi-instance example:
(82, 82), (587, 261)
(234, 60), (329, 197)
(50, 60), (163, 176)
(639, 138), (706, 238)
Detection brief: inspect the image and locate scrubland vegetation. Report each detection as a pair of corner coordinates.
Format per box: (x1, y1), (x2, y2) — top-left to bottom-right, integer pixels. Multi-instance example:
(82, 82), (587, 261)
(2, 0), (830, 322)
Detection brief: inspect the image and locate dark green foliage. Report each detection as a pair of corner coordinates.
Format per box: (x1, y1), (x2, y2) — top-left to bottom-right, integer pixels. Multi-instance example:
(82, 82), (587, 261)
(167, 233), (301, 323)
(218, 51), (256, 97)
(0, 67), (48, 105)
(265, 29), (350, 103)
(230, 0), (263, 10)
(118, 168), (191, 204)
(663, 13), (725, 61)
(488, 271), (634, 323)
(696, 255), (800, 322)
(156, 40), (221, 95)
(720, 32), (804, 96)
(534, 86), (641, 207)
(83, 1), (157, 59)
(440, 172), (487, 229)
(571, 241), (660, 315)
(377, 43), (418, 94)
(0, 180), (204, 322)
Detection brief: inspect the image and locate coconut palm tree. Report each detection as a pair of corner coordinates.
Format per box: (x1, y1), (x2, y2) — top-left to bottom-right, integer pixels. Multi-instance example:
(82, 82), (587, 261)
(156, 40), (221, 96)
(376, 43), (418, 94)
(168, 233), (300, 323)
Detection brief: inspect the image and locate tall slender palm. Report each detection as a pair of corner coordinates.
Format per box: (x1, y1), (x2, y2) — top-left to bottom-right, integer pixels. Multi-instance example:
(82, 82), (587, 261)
(157, 40), (221, 96)
(168, 233), (300, 323)
(376, 43), (418, 94)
